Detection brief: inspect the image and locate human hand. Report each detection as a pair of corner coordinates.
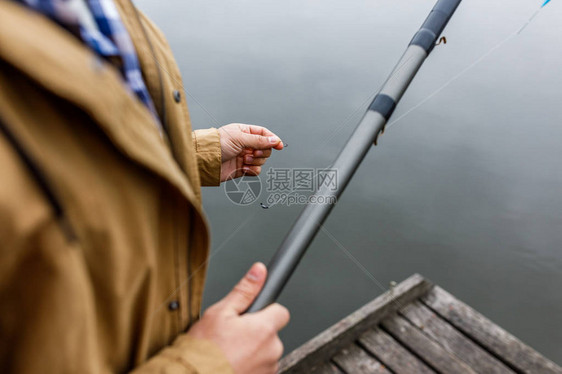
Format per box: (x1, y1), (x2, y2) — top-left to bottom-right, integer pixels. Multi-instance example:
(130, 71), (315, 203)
(218, 124), (284, 182)
(187, 263), (290, 374)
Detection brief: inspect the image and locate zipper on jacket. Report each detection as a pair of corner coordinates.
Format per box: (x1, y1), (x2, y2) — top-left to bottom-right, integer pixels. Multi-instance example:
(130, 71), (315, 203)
(0, 116), (77, 242)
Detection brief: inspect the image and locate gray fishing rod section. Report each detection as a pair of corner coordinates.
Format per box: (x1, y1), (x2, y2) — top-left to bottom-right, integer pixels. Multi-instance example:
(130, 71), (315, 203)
(246, 0), (462, 313)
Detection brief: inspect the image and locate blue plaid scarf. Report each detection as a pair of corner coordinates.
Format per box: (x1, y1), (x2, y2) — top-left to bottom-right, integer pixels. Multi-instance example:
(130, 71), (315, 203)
(16, 0), (162, 133)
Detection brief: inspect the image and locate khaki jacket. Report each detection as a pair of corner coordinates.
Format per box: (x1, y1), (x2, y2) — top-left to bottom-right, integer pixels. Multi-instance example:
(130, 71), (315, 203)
(0, 1), (233, 373)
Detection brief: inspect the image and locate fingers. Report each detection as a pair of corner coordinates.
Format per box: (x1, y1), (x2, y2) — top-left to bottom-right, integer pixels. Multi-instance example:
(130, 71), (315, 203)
(248, 125), (283, 150)
(258, 303), (291, 332)
(219, 123), (284, 179)
(238, 132), (282, 151)
(253, 149), (272, 158)
(235, 123), (284, 151)
(242, 150), (270, 176)
(246, 124), (278, 141)
(244, 154), (268, 166)
(218, 263), (267, 315)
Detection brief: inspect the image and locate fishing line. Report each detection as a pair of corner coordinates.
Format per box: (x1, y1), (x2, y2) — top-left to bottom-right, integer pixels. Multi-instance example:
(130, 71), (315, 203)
(518, 0), (552, 34)
(312, 2), (555, 307)
(385, 2), (550, 133)
(311, 3), (548, 155)
(319, 225), (407, 310)
(517, 9), (541, 34)
(385, 32), (516, 131)
(260, 2), (551, 212)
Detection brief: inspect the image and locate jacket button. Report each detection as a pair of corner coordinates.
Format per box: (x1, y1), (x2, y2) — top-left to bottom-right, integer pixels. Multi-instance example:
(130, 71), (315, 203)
(168, 300), (180, 311)
(173, 90), (181, 103)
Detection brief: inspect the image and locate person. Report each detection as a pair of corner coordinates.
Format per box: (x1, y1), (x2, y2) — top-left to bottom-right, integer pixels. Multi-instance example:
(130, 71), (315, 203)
(0, 0), (289, 373)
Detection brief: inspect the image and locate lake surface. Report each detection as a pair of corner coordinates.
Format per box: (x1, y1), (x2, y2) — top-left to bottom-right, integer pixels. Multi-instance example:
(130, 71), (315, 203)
(136, 0), (562, 363)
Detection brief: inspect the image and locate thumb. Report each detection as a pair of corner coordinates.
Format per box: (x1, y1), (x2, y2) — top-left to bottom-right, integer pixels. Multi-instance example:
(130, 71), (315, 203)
(239, 132), (281, 150)
(220, 262), (267, 315)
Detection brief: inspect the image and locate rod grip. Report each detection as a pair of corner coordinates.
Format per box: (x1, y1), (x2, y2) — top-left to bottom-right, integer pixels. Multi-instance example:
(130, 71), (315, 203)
(409, 0), (462, 53)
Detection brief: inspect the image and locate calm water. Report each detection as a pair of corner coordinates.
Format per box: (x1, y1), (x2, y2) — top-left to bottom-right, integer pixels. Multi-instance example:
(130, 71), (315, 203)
(136, 0), (562, 363)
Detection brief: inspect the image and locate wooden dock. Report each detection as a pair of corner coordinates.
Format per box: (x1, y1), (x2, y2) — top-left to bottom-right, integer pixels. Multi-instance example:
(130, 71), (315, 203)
(279, 274), (561, 374)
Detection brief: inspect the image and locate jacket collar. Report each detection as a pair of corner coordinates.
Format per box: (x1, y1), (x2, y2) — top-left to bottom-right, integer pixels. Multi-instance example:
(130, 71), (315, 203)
(0, 1), (198, 204)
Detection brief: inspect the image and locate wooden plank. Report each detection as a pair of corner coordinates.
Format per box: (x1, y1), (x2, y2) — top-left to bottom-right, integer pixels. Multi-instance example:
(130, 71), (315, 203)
(422, 286), (562, 374)
(400, 301), (514, 374)
(381, 314), (478, 374)
(279, 274), (433, 374)
(359, 327), (436, 374)
(332, 344), (391, 374)
(310, 362), (344, 374)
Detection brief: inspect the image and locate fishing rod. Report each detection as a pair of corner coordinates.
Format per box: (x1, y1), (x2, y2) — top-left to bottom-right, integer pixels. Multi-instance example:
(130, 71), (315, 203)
(247, 0), (463, 313)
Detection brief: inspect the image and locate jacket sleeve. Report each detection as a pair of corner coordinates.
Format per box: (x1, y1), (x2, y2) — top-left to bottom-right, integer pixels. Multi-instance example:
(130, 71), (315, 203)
(192, 128), (222, 187)
(131, 334), (234, 374)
